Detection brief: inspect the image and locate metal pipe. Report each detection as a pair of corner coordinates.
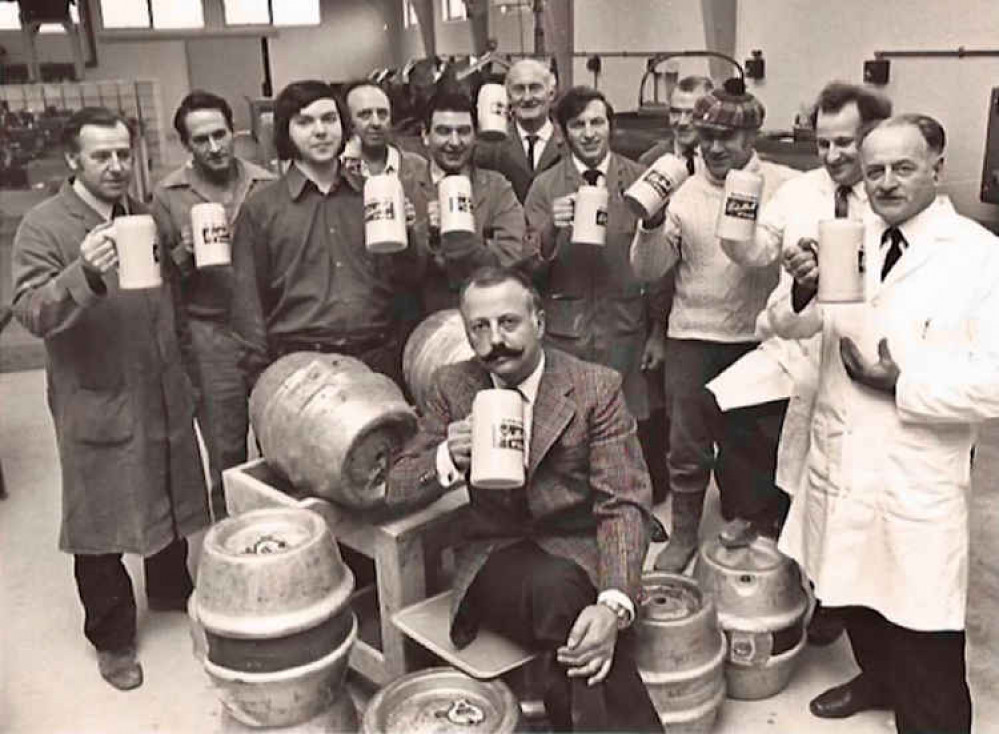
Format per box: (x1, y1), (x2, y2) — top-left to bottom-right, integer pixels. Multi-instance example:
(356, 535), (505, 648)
(875, 47), (999, 59)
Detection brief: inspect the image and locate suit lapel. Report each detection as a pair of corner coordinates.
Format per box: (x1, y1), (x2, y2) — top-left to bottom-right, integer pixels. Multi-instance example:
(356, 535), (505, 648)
(528, 351), (575, 478)
(536, 131), (564, 173)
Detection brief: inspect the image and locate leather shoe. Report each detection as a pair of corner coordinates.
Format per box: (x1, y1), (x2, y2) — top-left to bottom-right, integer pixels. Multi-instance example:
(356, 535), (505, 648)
(98, 647), (143, 691)
(807, 606), (845, 646)
(809, 675), (889, 719)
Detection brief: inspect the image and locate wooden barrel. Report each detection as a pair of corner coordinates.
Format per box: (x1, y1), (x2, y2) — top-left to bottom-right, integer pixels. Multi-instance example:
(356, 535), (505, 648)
(249, 353), (416, 510)
(635, 572), (726, 733)
(403, 310), (475, 413)
(194, 507), (357, 728)
(693, 532), (812, 700)
(361, 667), (520, 734)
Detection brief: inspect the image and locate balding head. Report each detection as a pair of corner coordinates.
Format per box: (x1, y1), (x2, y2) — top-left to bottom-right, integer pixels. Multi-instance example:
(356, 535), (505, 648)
(506, 59), (556, 131)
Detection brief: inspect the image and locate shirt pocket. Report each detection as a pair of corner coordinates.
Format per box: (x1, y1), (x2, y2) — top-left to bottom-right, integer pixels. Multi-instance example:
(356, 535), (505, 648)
(64, 388), (135, 446)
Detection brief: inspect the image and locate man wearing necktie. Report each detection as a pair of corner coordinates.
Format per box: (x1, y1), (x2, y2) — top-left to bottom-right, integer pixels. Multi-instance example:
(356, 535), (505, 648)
(385, 266), (663, 732)
(521, 86), (671, 506)
(638, 75), (714, 173)
(475, 58), (566, 203)
(11, 107), (208, 691)
(710, 82), (892, 646)
(774, 115), (998, 733)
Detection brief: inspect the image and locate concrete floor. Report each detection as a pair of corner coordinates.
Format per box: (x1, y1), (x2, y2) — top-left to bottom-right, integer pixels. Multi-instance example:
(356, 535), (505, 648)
(2, 366), (998, 733)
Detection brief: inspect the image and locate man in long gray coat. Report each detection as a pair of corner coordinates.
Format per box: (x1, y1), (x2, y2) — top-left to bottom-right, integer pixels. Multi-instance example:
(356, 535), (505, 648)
(12, 107), (209, 691)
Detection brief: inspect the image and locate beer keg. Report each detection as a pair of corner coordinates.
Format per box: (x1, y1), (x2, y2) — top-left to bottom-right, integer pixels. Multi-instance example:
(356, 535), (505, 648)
(402, 309), (475, 413)
(635, 572), (726, 733)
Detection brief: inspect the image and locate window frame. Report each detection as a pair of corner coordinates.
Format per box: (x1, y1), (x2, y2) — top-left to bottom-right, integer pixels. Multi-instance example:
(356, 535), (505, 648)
(221, 0), (321, 28)
(442, 0), (468, 23)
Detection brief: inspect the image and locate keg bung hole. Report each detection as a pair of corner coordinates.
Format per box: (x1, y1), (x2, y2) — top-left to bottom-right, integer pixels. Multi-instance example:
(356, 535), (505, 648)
(739, 574), (753, 584)
(243, 534), (289, 555)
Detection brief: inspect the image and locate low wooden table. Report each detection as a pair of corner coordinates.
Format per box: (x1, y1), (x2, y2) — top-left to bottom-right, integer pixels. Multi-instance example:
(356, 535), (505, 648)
(222, 458), (470, 686)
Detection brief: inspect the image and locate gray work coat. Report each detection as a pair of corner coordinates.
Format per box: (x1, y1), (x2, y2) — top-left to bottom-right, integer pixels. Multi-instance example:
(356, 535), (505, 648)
(12, 181), (209, 555)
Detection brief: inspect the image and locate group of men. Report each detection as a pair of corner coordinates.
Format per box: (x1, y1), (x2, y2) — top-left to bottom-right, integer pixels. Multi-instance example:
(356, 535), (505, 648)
(11, 50), (996, 734)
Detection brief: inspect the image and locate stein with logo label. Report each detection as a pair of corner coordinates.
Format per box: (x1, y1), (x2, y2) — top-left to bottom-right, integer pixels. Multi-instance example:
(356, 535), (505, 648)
(817, 219), (865, 303)
(624, 154), (690, 220)
(191, 202), (231, 268)
(363, 174), (408, 253)
(114, 214), (163, 289)
(470, 389), (525, 490)
(438, 175), (476, 248)
(716, 170), (764, 242)
(572, 185), (609, 246)
(477, 83), (509, 141)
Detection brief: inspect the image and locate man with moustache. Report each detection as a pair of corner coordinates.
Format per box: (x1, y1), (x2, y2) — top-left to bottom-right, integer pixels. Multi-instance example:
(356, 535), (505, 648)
(630, 79), (798, 572)
(12, 107), (208, 690)
(230, 81), (424, 389)
(411, 85), (524, 313)
(638, 75), (714, 173)
(521, 86), (669, 504)
(475, 58), (565, 203)
(151, 90), (275, 520)
(385, 265), (663, 733)
(772, 115), (993, 734)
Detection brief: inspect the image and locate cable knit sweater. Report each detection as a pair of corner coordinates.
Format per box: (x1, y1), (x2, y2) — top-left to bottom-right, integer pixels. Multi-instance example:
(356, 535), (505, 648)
(635, 154), (799, 342)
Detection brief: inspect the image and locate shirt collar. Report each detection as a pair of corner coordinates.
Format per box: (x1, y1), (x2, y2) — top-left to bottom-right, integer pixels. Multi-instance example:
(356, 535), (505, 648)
(429, 159), (472, 186)
(72, 177), (116, 220)
(888, 195), (948, 249)
(820, 167), (868, 203)
(517, 119), (553, 145)
(287, 159), (356, 198)
(489, 352), (545, 402)
(572, 152), (611, 179)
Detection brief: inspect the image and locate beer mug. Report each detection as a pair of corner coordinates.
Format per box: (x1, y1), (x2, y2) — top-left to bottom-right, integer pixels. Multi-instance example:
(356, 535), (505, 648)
(363, 174), (407, 253)
(114, 214), (162, 290)
(438, 175), (476, 238)
(477, 83), (509, 141)
(571, 185), (609, 246)
(817, 219), (865, 303)
(716, 169), (764, 241)
(624, 153), (689, 219)
(470, 389), (525, 490)
(190, 202), (231, 268)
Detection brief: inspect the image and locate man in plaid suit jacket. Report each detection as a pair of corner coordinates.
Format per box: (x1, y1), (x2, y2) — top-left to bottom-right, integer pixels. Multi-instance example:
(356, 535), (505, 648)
(385, 266), (663, 732)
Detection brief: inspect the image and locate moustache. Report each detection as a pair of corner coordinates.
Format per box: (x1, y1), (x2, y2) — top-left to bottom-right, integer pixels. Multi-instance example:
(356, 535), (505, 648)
(483, 344), (523, 362)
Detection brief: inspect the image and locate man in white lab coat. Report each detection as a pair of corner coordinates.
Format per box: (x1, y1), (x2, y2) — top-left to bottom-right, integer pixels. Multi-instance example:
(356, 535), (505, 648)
(774, 114), (994, 733)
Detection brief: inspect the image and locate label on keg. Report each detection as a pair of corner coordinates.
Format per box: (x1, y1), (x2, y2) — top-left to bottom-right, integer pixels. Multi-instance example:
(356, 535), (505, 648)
(448, 194), (473, 214)
(644, 170), (675, 199)
(364, 200), (397, 222)
(595, 209), (608, 226)
(200, 223), (231, 245)
(493, 417), (525, 451)
(724, 193), (759, 220)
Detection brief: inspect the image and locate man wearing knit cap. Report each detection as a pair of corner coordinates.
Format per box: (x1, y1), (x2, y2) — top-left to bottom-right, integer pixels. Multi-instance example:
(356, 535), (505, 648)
(631, 78), (798, 572)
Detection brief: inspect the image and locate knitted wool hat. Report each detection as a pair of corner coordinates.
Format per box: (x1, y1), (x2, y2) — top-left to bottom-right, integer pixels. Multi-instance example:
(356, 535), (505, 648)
(692, 77), (765, 132)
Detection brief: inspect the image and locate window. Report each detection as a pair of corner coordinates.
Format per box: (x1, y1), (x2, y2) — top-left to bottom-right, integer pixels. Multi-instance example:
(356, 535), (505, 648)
(443, 0), (467, 22)
(0, 2), (81, 32)
(403, 0), (419, 28)
(223, 0), (321, 27)
(99, 0), (204, 30)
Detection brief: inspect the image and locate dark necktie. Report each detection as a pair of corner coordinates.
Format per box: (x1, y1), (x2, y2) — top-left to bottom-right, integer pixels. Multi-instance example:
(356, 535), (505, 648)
(881, 227), (906, 281)
(834, 185), (851, 219)
(582, 168), (602, 186)
(525, 134), (539, 171)
(111, 201), (127, 219)
(683, 149), (696, 175)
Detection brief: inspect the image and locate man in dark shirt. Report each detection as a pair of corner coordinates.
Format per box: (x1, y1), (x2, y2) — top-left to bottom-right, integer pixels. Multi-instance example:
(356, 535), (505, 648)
(230, 80), (425, 389)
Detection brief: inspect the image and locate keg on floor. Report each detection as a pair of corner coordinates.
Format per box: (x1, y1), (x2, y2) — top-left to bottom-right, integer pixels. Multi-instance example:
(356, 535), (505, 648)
(193, 507), (357, 728)
(693, 531), (811, 700)
(361, 667), (521, 734)
(403, 309), (475, 413)
(249, 353), (417, 510)
(635, 572), (726, 733)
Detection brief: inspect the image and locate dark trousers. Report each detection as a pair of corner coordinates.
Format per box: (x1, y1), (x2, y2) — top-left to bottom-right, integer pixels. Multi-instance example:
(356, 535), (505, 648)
(460, 541), (663, 732)
(666, 338), (786, 527)
(190, 319), (248, 515)
(638, 364), (671, 505)
(838, 605), (971, 734)
(73, 538), (193, 652)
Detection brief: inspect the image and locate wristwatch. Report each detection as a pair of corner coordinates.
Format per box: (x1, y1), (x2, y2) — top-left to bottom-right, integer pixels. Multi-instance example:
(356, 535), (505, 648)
(598, 597), (632, 630)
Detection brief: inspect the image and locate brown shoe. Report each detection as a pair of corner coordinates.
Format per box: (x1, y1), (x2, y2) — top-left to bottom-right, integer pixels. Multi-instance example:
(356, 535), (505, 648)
(98, 646), (143, 691)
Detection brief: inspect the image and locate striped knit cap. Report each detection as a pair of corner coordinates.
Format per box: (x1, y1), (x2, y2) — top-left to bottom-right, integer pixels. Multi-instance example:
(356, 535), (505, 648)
(692, 77), (765, 132)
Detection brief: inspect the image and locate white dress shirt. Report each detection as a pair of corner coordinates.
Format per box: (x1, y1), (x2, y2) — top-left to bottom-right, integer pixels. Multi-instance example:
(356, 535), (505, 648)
(517, 118), (554, 169)
(571, 152), (610, 185)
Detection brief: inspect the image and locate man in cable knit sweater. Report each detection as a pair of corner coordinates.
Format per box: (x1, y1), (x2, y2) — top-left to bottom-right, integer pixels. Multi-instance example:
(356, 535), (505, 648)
(630, 78), (799, 571)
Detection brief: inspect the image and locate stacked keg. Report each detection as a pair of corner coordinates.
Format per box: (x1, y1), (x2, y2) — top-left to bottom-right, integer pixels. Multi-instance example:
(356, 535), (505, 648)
(402, 309), (475, 413)
(249, 353), (416, 510)
(635, 572), (726, 733)
(694, 531), (812, 700)
(361, 667), (521, 734)
(192, 507), (358, 728)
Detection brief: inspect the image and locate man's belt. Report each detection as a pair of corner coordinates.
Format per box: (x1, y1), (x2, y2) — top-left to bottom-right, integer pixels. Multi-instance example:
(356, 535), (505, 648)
(272, 331), (391, 359)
